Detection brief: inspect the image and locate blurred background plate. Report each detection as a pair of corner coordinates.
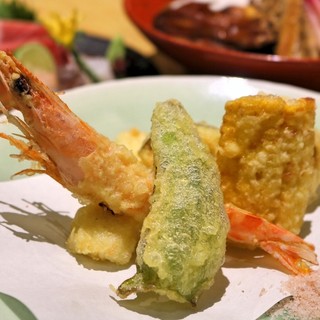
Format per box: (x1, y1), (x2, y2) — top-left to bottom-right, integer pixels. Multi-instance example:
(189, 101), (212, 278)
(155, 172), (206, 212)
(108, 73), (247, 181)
(124, 0), (320, 91)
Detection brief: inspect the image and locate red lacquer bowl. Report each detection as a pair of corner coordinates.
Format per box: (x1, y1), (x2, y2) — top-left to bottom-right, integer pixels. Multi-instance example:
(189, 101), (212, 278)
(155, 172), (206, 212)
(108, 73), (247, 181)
(124, 0), (320, 91)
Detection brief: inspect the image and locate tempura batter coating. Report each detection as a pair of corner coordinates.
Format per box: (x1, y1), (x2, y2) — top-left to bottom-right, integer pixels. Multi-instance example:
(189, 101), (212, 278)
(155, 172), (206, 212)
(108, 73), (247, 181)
(66, 204), (142, 265)
(117, 99), (229, 304)
(217, 94), (316, 234)
(0, 51), (153, 221)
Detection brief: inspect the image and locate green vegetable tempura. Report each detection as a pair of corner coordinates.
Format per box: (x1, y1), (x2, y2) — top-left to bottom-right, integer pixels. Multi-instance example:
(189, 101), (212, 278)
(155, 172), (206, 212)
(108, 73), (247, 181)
(117, 99), (229, 305)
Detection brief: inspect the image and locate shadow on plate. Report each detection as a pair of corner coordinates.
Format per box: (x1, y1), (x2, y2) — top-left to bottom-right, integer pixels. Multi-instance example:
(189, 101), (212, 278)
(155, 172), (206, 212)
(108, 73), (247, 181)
(112, 268), (229, 320)
(0, 199), (71, 248)
(224, 246), (290, 275)
(74, 253), (133, 273)
(0, 199), (131, 273)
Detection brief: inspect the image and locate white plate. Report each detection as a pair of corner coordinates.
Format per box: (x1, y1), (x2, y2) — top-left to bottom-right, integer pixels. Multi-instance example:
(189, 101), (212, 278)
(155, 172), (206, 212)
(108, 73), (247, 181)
(0, 76), (319, 320)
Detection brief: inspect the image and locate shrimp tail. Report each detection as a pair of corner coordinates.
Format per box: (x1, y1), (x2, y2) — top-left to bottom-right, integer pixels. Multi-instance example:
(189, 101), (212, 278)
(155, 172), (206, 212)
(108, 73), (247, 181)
(260, 241), (316, 275)
(226, 204), (318, 274)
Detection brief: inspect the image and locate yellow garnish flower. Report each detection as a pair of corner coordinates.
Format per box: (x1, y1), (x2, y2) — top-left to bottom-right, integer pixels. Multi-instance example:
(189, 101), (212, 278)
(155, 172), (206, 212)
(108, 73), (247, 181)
(39, 10), (80, 49)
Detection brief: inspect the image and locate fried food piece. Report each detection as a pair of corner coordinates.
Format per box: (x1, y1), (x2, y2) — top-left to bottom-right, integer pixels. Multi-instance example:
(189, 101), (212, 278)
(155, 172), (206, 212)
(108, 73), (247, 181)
(226, 203), (317, 275)
(275, 0), (303, 57)
(138, 122), (220, 169)
(66, 204), (142, 265)
(273, 0), (319, 58)
(138, 135), (153, 169)
(217, 94), (316, 234)
(311, 130), (320, 197)
(196, 122), (221, 156)
(115, 128), (148, 158)
(0, 51), (153, 221)
(117, 99), (229, 304)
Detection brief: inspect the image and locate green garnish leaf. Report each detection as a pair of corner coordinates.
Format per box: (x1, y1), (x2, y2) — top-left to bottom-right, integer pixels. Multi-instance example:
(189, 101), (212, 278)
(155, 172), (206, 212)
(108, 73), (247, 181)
(106, 36), (126, 63)
(0, 0), (36, 20)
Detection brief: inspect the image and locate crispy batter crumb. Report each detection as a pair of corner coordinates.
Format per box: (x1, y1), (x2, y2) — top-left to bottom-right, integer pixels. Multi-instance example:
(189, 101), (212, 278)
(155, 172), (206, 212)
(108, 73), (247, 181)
(115, 128), (147, 158)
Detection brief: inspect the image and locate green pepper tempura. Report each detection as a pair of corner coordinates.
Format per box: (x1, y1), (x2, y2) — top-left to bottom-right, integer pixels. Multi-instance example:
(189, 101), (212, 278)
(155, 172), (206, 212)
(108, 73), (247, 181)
(117, 99), (229, 305)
